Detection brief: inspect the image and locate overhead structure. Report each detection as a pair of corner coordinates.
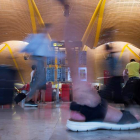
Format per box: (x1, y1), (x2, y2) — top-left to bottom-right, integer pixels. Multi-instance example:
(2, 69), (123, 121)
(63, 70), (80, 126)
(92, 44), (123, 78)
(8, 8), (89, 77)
(1, 43), (25, 84)
(119, 44), (140, 60)
(82, 0), (106, 50)
(0, 0), (140, 47)
(27, 0), (51, 40)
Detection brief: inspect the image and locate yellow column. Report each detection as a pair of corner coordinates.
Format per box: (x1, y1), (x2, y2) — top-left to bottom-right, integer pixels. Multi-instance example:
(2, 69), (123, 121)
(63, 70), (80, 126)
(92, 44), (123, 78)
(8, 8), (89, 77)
(27, 0), (37, 33)
(119, 44), (140, 60)
(94, 0), (106, 47)
(81, 0), (103, 45)
(2, 43), (25, 84)
(119, 44), (128, 59)
(31, 0), (52, 41)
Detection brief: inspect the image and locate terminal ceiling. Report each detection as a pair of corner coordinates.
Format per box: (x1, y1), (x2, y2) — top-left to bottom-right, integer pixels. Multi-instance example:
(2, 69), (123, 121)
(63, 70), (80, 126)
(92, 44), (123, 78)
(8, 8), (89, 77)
(0, 0), (140, 48)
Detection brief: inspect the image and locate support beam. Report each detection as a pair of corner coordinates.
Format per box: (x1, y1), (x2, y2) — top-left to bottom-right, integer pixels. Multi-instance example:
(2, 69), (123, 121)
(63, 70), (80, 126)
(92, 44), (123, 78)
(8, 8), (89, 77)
(94, 0), (106, 47)
(1, 43), (25, 84)
(27, 0), (37, 33)
(119, 44), (140, 60)
(81, 0), (103, 45)
(31, 0), (52, 41)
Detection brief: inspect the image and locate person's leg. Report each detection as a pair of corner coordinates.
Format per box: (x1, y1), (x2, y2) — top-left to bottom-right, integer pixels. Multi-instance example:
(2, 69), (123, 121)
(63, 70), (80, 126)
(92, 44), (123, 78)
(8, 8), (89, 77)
(27, 56), (46, 100)
(41, 90), (46, 103)
(65, 43), (123, 123)
(65, 43), (101, 107)
(113, 76), (123, 103)
(34, 90), (39, 104)
(99, 77), (114, 101)
(57, 2), (139, 127)
(42, 90), (46, 103)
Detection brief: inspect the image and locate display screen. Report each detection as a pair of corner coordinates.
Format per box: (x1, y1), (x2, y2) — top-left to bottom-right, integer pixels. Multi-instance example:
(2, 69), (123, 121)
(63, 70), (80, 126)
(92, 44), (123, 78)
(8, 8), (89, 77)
(78, 67), (87, 81)
(51, 41), (65, 48)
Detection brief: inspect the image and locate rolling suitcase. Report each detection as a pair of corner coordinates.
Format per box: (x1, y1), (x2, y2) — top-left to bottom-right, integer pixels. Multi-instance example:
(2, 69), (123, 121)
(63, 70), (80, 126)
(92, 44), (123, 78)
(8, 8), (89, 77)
(14, 93), (26, 104)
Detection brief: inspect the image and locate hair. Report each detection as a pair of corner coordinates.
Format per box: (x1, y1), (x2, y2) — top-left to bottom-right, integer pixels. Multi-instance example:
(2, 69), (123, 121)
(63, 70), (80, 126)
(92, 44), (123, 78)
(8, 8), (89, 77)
(44, 23), (52, 29)
(105, 44), (113, 51)
(31, 65), (36, 70)
(37, 23), (52, 33)
(130, 59), (135, 62)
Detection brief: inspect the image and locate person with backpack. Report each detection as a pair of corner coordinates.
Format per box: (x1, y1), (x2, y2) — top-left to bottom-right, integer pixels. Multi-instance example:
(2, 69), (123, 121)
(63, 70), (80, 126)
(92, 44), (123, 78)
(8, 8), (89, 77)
(122, 59), (140, 105)
(124, 59), (140, 80)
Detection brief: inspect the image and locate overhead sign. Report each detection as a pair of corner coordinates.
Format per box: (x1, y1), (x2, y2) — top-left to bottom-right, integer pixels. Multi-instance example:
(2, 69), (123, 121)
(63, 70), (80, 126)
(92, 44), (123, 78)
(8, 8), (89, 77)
(47, 57), (55, 65)
(57, 51), (65, 65)
(46, 68), (55, 82)
(51, 41), (82, 48)
(51, 41), (65, 48)
(57, 68), (66, 82)
(79, 51), (87, 65)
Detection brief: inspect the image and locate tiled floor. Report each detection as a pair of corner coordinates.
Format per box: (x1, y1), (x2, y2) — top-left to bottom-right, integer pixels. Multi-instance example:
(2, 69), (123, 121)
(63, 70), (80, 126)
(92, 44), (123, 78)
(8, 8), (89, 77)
(0, 102), (140, 140)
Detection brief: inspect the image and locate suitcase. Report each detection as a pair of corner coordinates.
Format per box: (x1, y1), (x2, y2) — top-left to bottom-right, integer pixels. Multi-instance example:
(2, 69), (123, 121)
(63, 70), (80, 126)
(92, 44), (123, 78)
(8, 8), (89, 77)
(14, 93), (26, 104)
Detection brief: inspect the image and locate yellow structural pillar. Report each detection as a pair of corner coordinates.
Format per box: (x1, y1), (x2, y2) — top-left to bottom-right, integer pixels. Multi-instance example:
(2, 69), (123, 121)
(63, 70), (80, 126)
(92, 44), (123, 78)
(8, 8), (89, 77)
(94, 0), (106, 47)
(81, 0), (103, 45)
(27, 0), (37, 33)
(1, 43), (25, 84)
(31, 0), (52, 41)
(119, 44), (140, 60)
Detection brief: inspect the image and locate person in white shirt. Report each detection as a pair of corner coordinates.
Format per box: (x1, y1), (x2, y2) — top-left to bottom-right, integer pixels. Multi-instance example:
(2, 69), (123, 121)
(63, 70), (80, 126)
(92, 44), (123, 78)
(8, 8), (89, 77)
(30, 65), (39, 104)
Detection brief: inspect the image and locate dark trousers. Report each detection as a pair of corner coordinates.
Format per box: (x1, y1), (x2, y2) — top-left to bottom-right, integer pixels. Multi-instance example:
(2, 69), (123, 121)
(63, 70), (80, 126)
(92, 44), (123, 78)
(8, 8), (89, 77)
(100, 76), (123, 103)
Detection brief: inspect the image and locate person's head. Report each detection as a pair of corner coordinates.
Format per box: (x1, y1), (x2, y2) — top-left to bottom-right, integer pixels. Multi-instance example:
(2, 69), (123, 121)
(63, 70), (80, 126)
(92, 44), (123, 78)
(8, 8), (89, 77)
(31, 65), (36, 70)
(130, 59), (135, 62)
(105, 44), (113, 52)
(48, 82), (52, 85)
(38, 23), (52, 33)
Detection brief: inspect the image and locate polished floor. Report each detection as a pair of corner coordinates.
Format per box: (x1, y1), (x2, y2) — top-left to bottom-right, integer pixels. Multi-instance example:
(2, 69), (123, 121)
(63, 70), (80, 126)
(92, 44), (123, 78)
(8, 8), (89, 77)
(0, 103), (140, 140)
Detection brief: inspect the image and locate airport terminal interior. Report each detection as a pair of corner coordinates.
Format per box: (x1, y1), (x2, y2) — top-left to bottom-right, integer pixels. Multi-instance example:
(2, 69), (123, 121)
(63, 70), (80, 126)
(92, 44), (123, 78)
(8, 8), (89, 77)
(1, 0), (140, 140)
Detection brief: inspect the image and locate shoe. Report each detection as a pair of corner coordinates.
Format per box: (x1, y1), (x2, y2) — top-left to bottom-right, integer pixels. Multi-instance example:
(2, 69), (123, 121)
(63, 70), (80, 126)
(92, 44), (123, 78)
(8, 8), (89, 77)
(67, 101), (140, 131)
(67, 119), (140, 131)
(24, 101), (38, 107)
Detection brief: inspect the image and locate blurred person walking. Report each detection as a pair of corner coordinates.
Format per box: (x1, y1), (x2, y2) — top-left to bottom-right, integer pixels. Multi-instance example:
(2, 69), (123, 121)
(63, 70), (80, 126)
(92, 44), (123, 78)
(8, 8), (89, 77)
(24, 65), (38, 107)
(124, 59), (140, 80)
(20, 24), (54, 100)
(99, 44), (123, 103)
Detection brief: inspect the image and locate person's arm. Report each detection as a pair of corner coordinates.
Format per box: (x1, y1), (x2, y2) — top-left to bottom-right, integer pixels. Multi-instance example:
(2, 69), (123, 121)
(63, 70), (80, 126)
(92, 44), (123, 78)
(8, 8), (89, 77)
(30, 71), (33, 82)
(30, 70), (36, 82)
(124, 64), (129, 75)
(124, 69), (128, 76)
(139, 63), (140, 74)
